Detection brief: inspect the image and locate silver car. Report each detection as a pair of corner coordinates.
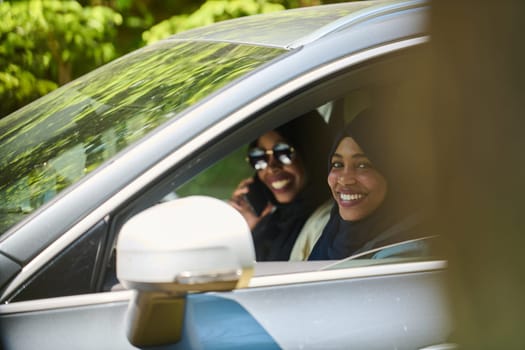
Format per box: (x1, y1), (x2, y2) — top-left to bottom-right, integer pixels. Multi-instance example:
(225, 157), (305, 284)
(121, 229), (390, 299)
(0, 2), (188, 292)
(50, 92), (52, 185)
(0, 1), (454, 349)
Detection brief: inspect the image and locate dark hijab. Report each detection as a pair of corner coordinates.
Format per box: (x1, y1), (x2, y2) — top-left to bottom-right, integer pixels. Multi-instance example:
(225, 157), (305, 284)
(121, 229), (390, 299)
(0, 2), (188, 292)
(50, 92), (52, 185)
(308, 109), (421, 260)
(252, 110), (332, 261)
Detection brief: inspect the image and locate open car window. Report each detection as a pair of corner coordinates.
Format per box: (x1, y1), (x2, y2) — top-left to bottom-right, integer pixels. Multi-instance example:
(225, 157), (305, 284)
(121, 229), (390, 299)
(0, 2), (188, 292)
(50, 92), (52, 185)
(151, 44), (435, 270)
(175, 147), (252, 201)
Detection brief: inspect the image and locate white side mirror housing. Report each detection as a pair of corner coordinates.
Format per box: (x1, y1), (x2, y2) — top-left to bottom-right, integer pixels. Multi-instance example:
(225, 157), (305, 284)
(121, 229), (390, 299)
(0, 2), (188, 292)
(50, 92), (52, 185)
(115, 196), (255, 347)
(117, 195), (255, 292)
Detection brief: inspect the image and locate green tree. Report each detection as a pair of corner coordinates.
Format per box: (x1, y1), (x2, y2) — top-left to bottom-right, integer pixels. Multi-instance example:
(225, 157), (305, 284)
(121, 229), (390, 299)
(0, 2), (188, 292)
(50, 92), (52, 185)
(92, 0), (325, 51)
(142, 0), (285, 45)
(0, 0), (122, 118)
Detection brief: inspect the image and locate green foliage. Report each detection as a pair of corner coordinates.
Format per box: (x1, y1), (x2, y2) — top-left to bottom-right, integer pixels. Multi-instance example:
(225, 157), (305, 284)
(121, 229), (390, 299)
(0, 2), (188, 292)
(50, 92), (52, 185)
(0, 64), (57, 118)
(142, 0), (285, 45)
(0, 0), (122, 117)
(176, 147), (253, 200)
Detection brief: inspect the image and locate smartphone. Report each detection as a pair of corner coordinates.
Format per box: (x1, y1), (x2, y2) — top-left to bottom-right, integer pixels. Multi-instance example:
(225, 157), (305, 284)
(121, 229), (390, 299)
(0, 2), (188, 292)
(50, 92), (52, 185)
(243, 176), (272, 216)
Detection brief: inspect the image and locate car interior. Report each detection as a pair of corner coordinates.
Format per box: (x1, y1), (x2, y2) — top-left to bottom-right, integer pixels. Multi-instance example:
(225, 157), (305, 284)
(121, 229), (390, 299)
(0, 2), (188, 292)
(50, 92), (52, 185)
(6, 45), (441, 303)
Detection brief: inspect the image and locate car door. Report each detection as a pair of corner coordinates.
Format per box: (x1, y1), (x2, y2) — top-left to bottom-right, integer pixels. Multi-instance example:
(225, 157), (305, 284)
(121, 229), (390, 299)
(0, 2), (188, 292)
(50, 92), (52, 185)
(0, 260), (450, 350)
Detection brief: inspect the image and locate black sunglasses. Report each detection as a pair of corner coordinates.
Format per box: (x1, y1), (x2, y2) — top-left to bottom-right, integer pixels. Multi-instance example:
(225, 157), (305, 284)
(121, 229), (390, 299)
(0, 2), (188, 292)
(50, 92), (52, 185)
(247, 143), (296, 170)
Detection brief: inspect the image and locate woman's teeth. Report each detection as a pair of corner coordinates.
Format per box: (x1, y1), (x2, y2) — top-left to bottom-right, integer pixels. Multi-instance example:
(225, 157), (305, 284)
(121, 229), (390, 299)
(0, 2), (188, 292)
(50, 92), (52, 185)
(340, 193), (364, 201)
(271, 179), (290, 190)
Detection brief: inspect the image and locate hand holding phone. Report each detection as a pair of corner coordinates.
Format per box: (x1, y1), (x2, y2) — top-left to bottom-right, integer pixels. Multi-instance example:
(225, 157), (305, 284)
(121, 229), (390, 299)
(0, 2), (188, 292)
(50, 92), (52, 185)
(243, 176), (272, 217)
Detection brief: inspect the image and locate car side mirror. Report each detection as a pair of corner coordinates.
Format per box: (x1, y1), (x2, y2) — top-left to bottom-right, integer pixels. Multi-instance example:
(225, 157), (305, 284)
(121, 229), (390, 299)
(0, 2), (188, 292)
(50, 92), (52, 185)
(116, 196), (255, 347)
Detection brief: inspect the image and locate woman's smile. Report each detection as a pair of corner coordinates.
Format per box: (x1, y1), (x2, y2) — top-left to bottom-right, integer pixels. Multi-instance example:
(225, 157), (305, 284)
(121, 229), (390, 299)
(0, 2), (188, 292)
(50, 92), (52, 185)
(337, 190), (366, 206)
(267, 173), (293, 192)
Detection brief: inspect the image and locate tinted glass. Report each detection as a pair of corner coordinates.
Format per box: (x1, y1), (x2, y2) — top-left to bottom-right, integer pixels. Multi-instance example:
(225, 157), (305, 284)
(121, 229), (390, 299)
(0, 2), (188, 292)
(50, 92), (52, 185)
(9, 220), (108, 302)
(0, 41), (285, 235)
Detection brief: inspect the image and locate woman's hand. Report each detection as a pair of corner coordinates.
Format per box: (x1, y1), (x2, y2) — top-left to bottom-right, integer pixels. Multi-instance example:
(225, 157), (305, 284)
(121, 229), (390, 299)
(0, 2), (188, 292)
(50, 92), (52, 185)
(229, 177), (273, 230)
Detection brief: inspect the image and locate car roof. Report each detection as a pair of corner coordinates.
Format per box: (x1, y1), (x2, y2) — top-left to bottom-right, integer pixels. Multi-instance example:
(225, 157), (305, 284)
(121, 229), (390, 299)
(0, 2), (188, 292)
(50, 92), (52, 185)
(168, 0), (425, 49)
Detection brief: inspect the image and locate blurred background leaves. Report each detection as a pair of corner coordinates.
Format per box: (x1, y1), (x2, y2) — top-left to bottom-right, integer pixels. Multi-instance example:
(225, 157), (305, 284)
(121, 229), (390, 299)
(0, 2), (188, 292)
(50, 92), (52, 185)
(0, 1), (122, 116)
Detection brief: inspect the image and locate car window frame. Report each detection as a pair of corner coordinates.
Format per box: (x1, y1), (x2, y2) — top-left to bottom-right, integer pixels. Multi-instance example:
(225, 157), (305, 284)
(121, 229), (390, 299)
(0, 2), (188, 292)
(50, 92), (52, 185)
(0, 38), (429, 303)
(104, 41), (430, 287)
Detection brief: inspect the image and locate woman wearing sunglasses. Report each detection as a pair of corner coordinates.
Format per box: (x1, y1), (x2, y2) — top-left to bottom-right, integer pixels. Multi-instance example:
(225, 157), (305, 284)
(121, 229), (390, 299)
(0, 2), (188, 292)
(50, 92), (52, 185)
(230, 111), (332, 261)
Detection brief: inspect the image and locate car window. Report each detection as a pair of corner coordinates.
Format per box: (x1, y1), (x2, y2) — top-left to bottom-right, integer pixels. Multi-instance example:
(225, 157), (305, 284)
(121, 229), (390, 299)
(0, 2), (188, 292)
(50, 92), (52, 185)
(176, 147), (253, 200)
(173, 102), (338, 201)
(164, 48), (435, 268)
(9, 220), (108, 302)
(0, 41), (286, 236)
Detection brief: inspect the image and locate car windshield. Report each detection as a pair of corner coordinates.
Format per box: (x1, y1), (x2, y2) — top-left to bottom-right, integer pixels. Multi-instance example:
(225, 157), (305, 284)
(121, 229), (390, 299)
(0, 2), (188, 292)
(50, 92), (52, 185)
(0, 40), (286, 236)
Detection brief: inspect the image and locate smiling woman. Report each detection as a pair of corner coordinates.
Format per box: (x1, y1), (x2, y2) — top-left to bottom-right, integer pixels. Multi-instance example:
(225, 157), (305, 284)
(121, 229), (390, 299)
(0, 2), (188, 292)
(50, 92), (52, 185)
(307, 108), (428, 260)
(230, 111), (333, 261)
